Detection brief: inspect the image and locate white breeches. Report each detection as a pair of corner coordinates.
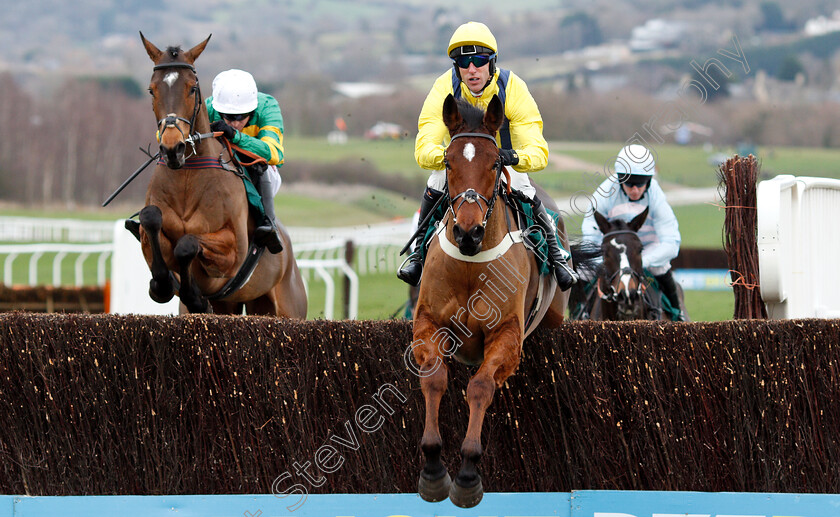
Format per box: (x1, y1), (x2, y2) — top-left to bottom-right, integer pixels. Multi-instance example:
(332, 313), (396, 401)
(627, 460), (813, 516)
(266, 165), (282, 196)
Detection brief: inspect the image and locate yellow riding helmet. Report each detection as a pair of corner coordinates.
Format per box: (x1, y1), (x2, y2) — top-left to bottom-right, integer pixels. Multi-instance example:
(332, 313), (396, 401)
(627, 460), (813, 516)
(447, 21), (498, 57)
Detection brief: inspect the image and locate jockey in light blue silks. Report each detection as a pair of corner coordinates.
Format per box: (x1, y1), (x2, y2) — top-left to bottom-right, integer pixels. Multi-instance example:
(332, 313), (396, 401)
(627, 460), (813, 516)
(582, 144), (686, 321)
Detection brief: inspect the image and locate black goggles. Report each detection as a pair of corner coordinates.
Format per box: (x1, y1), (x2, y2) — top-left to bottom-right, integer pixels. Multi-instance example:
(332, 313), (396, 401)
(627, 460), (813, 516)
(453, 54), (494, 69)
(221, 112), (253, 122)
(618, 173), (651, 187)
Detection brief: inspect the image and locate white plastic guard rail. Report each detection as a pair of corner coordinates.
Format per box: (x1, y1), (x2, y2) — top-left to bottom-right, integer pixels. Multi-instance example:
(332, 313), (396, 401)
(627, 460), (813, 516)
(0, 243), (112, 287)
(106, 221), (361, 319)
(296, 259), (359, 320)
(757, 175), (840, 318)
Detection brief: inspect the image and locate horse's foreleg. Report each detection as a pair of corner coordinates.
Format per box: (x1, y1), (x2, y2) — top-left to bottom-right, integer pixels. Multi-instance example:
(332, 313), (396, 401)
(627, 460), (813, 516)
(450, 324), (522, 509)
(412, 322), (451, 502)
(418, 359), (450, 502)
(139, 206), (175, 303)
(174, 234), (210, 314)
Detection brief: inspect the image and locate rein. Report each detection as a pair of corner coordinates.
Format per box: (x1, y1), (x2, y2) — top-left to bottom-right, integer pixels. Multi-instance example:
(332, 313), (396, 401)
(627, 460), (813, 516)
(220, 137), (268, 168)
(445, 132), (510, 229)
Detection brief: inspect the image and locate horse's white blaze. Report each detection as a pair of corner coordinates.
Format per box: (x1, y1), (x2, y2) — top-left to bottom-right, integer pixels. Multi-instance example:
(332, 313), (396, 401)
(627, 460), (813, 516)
(463, 142), (475, 162)
(163, 71), (179, 87)
(611, 239), (632, 295)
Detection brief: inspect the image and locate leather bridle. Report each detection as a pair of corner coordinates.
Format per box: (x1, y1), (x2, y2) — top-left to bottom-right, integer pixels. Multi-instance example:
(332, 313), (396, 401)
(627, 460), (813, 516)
(444, 132), (505, 228)
(152, 62), (203, 155)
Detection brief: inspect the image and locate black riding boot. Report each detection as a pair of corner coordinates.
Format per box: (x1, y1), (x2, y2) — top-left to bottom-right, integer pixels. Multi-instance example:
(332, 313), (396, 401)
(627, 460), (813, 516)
(654, 270), (686, 321)
(397, 187), (444, 286)
(250, 164), (284, 254)
(532, 198), (578, 291)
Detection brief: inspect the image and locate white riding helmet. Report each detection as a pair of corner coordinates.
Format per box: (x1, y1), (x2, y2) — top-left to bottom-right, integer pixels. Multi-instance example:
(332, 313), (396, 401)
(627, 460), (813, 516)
(211, 69), (258, 114)
(615, 144), (655, 186)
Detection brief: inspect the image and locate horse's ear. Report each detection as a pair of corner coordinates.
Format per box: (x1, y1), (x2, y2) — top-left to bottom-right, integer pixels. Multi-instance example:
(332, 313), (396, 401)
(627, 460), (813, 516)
(628, 207), (649, 232)
(594, 210), (611, 234)
(483, 95), (504, 134)
(140, 31), (162, 62)
(184, 34), (212, 63)
(443, 94), (462, 132)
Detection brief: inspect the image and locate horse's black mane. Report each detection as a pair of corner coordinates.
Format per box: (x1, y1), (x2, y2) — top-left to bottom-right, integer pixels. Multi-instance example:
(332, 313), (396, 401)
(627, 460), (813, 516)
(165, 46), (183, 59)
(455, 98), (487, 131)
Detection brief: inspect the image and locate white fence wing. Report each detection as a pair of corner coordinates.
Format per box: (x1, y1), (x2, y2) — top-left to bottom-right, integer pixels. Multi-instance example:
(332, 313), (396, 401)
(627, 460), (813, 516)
(758, 175), (840, 318)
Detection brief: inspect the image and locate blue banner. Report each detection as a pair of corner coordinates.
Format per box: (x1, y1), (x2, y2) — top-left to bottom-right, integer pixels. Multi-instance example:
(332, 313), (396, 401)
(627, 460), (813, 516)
(674, 269), (732, 291)
(0, 493), (569, 517)
(2, 490), (840, 517)
(572, 490), (840, 517)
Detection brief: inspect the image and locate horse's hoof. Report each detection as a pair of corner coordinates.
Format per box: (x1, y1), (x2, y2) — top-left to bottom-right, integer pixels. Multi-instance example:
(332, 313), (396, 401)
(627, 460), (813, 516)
(418, 471), (451, 503)
(449, 477), (483, 508)
(149, 284), (174, 304)
(125, 219), (141, 242)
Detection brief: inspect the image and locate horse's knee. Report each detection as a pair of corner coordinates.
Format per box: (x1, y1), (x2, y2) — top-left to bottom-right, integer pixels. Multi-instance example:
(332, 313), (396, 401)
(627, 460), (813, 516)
(174, 235), (201, 266)
(139, 205), (163, 233)
(466, 376), (495, 408)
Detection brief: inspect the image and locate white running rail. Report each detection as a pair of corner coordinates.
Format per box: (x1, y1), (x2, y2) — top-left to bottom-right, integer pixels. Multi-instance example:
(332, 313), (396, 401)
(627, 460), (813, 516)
(0, 218), (415, 319)
(0, 243), (112, 287)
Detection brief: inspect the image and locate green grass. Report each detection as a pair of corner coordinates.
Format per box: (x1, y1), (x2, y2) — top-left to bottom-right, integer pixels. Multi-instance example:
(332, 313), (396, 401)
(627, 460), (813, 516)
(683, 290), (734, 322)
(552, 142), (840, 189)
(672, 204), (725, 249)
(553, 142), (728, 188)
(286, 136), (420, 177)
(759, 146), (840, 180)
(275, 188), (416, 227)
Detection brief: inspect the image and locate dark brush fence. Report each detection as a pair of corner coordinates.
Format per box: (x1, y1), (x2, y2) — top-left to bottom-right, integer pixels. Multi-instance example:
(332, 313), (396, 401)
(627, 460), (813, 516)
(0, 314), (839, 496)
(0, 286), (104, 313)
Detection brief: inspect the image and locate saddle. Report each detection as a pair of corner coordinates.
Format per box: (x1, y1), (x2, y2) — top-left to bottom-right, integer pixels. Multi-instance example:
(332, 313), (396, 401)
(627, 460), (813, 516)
(122, 158), (271, 301)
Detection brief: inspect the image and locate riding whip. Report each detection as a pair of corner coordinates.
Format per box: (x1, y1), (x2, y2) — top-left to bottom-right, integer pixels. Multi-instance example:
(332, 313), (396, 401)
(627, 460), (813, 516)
(102, 150), (160, 207)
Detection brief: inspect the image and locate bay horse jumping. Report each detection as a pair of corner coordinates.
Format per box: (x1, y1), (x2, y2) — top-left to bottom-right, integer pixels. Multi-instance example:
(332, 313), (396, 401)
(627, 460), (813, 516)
(409, 95), (592, 508)
(137, 33), (306, 317)
(570, 208), (683, 321)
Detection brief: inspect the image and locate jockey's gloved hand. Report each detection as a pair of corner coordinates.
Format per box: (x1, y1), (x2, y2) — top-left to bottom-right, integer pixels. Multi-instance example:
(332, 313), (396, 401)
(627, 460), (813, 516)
(210, 120), (237, 140)
(248, 162), (268, 178)
(499, 149), (519, 166)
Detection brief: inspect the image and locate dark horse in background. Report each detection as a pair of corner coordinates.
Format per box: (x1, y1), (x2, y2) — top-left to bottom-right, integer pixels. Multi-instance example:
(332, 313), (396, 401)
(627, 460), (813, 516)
(569, 207), (687, 321)
(137, 33), (306, 316)
(409, 94), (597, 508)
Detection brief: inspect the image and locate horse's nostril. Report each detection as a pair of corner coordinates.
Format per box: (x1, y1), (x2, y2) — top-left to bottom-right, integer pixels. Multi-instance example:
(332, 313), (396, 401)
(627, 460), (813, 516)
(470, 226), (485, 244)
(453, 225), (465, 242)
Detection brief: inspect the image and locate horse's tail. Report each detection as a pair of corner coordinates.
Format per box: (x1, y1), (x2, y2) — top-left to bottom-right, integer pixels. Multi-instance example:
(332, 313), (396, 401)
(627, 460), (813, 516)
(567, 240), (602, 320)
(569, 239), (601, 277)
